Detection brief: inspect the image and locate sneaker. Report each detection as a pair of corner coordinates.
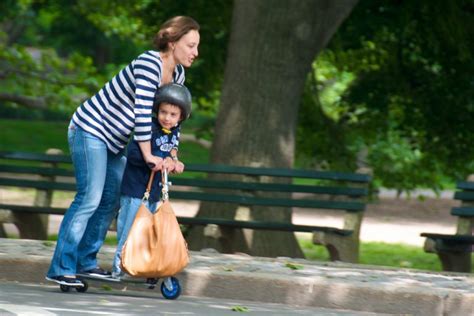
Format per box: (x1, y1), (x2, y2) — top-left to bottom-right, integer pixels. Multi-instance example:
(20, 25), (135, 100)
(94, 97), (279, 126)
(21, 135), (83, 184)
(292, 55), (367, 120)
(81, 267), (112, 278)
(111, 271), (124, 280)
(45, 276), (84, 287)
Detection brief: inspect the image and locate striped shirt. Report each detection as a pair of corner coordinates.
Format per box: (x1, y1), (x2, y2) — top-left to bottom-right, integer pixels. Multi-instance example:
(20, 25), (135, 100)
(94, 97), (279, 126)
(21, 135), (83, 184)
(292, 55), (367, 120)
(72, 50), (185, 153)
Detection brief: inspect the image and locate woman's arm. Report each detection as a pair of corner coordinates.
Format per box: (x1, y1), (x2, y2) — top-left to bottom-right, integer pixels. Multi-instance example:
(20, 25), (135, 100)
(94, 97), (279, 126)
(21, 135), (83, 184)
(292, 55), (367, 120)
(138, 141), (163, 171)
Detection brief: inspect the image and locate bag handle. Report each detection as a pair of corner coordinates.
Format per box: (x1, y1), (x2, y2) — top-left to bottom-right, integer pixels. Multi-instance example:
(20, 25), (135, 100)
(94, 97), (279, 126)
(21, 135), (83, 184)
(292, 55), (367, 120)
(142, 166), (169, 201)
(142, 170), (156, 201)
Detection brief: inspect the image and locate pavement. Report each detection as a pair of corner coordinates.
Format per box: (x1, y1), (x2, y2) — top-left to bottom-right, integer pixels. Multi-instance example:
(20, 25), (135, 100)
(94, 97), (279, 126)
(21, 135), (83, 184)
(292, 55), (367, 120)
(0, 238), (473, 315)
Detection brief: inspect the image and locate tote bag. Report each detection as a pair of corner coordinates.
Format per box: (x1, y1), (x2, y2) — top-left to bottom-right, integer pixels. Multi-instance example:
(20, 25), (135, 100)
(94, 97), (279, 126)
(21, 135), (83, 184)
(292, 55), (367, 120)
(121, 171), (189, 277)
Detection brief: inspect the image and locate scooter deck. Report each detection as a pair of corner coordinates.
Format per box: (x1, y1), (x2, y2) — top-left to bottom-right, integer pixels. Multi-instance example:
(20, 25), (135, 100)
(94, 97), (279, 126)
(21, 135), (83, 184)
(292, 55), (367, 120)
(76, 274), (157, 285)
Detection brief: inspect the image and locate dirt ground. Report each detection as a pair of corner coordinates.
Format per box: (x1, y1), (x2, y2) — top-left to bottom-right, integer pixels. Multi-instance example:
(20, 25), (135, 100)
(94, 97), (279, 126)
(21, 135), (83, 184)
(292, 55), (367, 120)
(0, 188), (461, 246)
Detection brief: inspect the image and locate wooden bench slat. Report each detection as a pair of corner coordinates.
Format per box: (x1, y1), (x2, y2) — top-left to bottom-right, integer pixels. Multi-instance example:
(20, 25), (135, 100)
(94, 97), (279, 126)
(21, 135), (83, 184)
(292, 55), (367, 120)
(0, 178), (76, 191)
(0, 151), (71, 163)
(420, 233), (474, 243)
(172, 178), (368, 196)
(453, 191), (474, 201)
(185, 163), (371, 183)
(177, 217), (353, 235)
(451, 207), (474, 217)
(0, 165), (74, 177)
(456, 181), (474, 191)
(171, 191), (365, 211)
(0, 204), (67, 215)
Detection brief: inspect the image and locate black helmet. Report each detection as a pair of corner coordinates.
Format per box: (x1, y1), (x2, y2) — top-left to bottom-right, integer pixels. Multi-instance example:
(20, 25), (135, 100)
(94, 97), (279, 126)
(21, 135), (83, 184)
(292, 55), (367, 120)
(153, 83), (192, 121)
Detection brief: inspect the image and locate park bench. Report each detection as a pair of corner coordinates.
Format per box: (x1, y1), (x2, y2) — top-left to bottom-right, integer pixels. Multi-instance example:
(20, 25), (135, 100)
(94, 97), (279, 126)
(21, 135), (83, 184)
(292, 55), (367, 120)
(0, 150), (372, 263)
(420, 180), (474, 273)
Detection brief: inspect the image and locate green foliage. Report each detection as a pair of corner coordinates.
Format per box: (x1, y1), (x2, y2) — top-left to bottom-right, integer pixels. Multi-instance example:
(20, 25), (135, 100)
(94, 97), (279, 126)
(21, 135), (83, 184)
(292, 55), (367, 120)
(0, 2), (100, 114)
(298, 0), (474, 190)
(0, 0), (231, 137)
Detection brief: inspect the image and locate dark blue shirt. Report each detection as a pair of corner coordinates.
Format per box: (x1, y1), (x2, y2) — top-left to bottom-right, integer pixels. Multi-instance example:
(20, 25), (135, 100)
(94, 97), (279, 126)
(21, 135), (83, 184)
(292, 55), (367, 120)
(121, 117), (180, 202)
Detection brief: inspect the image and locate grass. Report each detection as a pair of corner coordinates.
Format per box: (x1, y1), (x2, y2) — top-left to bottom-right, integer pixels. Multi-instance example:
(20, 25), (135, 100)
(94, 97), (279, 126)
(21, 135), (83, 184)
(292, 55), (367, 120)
(0, 118), (209, 164)
(299, 238), (474, 272)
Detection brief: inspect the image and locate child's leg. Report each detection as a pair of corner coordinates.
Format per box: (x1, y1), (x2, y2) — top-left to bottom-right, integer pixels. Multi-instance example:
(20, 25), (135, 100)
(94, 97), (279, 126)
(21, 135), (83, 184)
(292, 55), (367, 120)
(112, 196), (157, 276)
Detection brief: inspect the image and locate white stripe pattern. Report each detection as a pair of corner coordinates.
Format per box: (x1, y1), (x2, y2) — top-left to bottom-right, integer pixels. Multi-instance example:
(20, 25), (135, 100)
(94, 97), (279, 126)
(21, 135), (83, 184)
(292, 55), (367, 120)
(72, 50), (185, 153)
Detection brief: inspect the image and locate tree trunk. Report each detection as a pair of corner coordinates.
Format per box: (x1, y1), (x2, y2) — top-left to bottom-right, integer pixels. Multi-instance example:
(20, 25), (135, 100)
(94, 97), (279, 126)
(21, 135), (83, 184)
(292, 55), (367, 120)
(187, 0), (359, 257)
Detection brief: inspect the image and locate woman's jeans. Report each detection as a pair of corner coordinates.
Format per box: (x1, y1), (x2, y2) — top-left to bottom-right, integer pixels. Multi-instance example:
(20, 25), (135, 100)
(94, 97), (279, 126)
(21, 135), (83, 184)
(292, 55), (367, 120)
(47, 123), (126, 278)
(112, 196), (157, 277)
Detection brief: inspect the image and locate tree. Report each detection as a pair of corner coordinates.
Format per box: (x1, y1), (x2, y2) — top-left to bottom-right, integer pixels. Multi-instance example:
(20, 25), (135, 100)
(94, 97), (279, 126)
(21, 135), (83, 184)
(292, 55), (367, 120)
(297, 0), (474, 192)
(187, 0), (359, 257)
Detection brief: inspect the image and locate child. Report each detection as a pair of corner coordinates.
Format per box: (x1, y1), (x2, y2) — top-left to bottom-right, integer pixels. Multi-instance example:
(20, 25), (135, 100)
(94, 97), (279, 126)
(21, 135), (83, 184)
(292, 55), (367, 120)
(112, 83), (192, 278)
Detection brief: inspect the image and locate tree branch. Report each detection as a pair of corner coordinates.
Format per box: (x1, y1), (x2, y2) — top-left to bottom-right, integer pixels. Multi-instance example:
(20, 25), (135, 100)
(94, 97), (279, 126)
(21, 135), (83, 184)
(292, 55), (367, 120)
(0, 93), (47, 109)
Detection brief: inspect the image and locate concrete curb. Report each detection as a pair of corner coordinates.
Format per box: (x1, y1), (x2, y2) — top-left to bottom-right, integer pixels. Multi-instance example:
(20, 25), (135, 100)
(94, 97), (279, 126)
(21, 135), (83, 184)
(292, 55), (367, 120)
(0, 238), (472, 315)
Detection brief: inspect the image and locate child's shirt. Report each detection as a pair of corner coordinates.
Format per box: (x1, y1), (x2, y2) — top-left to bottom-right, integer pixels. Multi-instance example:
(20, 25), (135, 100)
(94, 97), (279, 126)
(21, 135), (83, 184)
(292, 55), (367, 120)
(121, 117), (180, 202)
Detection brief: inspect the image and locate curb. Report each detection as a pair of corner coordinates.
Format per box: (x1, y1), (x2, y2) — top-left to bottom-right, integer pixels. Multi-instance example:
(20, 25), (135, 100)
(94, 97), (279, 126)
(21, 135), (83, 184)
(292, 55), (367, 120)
(0, 238), (472, 315)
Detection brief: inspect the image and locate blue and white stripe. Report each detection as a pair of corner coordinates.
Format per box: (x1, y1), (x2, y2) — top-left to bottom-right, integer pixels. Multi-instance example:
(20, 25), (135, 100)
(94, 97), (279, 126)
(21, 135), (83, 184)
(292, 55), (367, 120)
(72, 50), (185, 153)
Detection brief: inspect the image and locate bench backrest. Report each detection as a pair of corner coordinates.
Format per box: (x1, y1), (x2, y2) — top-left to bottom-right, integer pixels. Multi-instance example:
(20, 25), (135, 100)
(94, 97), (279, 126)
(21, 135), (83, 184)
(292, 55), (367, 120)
(0, 151), (372, 213)
(451, 181), (474, 217)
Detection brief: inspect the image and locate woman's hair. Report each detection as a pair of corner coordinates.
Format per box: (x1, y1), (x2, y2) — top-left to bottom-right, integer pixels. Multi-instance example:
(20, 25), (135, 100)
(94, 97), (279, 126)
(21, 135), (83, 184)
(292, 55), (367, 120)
(154, 16), (200, 51)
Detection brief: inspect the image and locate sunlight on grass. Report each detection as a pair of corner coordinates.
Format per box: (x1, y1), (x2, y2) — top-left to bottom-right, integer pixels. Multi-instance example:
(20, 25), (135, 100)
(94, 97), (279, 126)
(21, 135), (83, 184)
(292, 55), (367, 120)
(298, 238), (474, 272)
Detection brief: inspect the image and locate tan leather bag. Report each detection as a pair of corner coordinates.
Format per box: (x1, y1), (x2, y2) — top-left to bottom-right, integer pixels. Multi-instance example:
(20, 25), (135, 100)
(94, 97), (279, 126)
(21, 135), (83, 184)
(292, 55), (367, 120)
(121, 170), (189, 278)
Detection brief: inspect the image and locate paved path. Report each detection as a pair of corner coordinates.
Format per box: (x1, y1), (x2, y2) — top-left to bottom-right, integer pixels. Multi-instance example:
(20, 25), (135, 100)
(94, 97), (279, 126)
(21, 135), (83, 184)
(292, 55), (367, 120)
(0, 238), (472, 315)
(1, 281), (387, 316)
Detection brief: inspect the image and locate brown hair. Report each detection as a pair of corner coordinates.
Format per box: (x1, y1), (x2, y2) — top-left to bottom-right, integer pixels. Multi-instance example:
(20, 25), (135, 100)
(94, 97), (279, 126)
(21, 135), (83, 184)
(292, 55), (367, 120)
(154, 16), (200, 51)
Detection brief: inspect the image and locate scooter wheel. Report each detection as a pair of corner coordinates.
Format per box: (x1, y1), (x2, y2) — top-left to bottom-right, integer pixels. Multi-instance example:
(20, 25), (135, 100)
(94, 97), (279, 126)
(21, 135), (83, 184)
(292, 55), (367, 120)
(59, 284), (70, 292)
(160, 277), (181, 300)
(76, 281), (88, 293)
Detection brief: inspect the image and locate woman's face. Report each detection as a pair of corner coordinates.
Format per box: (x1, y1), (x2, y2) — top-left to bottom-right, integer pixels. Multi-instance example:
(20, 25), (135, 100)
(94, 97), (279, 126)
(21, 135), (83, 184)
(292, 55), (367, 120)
(157, 103), (182, 130)
(172, 30), (200, 68)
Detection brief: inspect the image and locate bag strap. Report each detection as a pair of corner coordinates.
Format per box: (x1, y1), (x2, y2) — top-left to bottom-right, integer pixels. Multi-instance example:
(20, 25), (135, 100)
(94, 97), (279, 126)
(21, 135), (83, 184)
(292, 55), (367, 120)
(142, 168), (169, 201)
(142, 171), (156, 201)
(161, 168), (169, 201)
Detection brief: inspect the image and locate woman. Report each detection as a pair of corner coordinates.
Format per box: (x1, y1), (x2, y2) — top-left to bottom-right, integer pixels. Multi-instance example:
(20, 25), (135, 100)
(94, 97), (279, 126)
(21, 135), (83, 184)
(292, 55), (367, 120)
(46, 16), (200, 287)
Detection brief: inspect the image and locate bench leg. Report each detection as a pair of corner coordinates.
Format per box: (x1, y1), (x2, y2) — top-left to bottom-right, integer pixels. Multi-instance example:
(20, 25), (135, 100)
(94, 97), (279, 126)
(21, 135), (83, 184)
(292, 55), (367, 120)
(437, 251), (472, 273)
(0, 224), (7, 238)
(424, 238), (472, 272)
(13, 213), (49, 240)
(313, 232), (359, 263)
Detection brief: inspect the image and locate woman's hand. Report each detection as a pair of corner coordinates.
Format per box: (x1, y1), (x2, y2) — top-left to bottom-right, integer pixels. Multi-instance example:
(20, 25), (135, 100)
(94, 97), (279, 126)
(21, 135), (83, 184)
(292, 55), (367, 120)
(145, 155), (163, 172)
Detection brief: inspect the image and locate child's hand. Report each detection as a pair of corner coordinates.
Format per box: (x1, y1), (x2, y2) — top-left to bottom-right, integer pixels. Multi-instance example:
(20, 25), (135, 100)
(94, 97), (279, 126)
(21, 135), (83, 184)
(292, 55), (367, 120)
(173, 161), (185, 174)
(162, 157), (176, 173)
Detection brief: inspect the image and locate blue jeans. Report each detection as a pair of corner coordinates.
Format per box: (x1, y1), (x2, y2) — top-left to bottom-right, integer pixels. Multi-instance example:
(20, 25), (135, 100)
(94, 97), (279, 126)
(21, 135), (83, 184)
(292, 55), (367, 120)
(47, 122), (126, 278)
(113, 196), (157, 276)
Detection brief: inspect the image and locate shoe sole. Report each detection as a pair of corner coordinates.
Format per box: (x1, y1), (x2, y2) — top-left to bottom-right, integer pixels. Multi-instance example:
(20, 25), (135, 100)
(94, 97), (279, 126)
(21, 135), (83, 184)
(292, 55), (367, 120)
(45, 276), (84, 287)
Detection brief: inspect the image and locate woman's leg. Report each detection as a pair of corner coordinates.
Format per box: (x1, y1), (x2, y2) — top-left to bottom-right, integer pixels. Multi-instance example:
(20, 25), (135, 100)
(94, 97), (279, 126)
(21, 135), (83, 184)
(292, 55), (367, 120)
(46, 124), (108, 278)
(76, 149), (126, 273)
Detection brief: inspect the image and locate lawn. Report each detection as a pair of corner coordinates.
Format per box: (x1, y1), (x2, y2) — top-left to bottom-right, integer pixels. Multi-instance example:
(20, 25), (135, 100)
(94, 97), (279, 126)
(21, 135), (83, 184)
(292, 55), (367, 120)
(0, 119), (209, 164)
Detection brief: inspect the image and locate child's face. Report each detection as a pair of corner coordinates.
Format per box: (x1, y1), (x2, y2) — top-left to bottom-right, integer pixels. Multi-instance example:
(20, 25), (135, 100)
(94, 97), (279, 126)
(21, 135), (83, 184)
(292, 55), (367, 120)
(157, 103), (182, 130)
